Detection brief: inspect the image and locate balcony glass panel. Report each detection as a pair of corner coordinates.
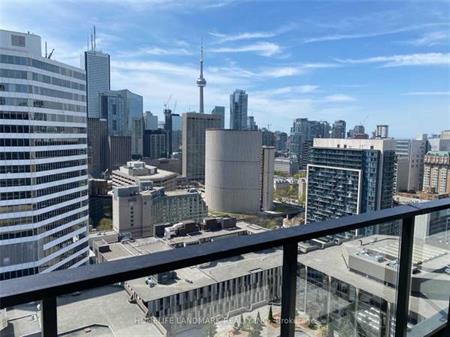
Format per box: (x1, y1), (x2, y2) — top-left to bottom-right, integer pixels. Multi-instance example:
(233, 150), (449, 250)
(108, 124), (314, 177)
(296, 221), (401, 337)
(407, 209), (450, 336)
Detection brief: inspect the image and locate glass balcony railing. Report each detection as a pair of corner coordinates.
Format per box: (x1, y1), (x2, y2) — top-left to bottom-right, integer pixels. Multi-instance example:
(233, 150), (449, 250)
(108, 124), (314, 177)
(0, 198), (449, 337)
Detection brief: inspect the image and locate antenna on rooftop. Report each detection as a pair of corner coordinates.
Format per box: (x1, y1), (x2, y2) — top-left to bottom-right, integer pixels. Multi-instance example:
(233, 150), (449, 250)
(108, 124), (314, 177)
(45, 41), (47, 58)
(93, 25), (96, 51)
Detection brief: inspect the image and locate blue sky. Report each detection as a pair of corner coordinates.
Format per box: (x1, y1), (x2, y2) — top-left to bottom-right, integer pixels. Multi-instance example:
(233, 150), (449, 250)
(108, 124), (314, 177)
(1, 0), (449, 137)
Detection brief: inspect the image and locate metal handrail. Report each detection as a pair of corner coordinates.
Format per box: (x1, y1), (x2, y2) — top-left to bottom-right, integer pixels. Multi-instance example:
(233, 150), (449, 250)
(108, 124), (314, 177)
(1, 197), (449, 337)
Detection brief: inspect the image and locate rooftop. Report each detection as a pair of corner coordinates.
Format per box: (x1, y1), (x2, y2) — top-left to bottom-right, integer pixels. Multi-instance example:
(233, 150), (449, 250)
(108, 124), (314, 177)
(114, 161), (178, 181)
(2, 286), (163, 337)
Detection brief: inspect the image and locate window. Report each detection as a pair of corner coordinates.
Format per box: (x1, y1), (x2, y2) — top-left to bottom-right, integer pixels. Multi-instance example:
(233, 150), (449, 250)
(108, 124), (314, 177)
(11, 35), (26, 47)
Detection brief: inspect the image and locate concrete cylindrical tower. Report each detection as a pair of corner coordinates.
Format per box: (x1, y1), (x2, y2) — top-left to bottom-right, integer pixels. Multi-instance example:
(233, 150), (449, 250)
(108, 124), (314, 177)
(205, 130), (262, 213)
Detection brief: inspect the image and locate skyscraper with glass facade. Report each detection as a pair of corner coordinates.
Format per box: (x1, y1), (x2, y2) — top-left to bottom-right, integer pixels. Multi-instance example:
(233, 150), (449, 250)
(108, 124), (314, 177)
(0, 30), (89, 280)
(229, 89), (248, 130)
(83, 49), (110, 119)
(100, 89), (143, 158)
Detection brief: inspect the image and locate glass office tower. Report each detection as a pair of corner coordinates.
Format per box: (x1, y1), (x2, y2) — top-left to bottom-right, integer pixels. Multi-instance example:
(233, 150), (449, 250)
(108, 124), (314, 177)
(0, 30), (89, 280)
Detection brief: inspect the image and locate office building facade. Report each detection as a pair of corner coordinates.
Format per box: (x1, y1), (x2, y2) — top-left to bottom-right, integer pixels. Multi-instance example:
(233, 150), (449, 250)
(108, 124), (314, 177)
(306, 139), (396, 224)
(112, 185), (207, 238)
(274, 157), (299, 176)
(274, 131), (288, 151)
(289, 118), (330, 169)
(182, 113), (222, 181)
(211, 106), (225, 128)
(375, 124), (389, 139)
(87, 118), (108, 177)
(100, 89), (144, 158)
(394, 139), (428, 192)
(83, 50), (110, 119)
(144, 111), (158, 130)
(422, 151), (450, 194)
(331, 120), (346, 138)
(229, 89), (248, 130)
(143, 129), (168, 160)
(0, 30), (89, 280)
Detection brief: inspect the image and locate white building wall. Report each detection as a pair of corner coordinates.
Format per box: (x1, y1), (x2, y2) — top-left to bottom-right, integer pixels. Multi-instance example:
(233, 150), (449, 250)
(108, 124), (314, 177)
(0, 30), (89, 280)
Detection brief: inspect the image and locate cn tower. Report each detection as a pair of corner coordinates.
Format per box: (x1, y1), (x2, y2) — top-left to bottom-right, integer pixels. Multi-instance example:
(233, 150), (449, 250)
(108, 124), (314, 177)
(196, 44), (206, 113)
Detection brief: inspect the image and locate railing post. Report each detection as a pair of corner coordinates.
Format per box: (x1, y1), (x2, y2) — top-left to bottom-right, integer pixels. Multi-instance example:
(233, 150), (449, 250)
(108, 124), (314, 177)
(41, 297), (57, 337)
(280, 242), (298, 337)
(395, 216), (415, 337)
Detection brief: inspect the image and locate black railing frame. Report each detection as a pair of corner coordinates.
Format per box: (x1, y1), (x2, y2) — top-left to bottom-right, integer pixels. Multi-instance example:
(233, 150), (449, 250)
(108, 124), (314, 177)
(1, 198), (450, 337)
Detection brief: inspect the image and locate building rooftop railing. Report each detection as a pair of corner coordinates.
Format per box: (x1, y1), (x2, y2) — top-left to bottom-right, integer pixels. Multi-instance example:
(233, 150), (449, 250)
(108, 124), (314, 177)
(1, 198), (450, 337)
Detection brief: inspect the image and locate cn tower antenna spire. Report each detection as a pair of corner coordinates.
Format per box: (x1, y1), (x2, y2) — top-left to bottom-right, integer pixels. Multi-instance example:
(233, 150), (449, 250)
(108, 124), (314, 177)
(196, 40), (206, 113)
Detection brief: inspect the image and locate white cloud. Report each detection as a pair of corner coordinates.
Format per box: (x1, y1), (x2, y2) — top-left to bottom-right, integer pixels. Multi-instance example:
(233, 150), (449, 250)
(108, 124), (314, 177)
(209, 24), (296, 43)
(323, 94), (356, 102)
(402, 91), (450, 96)
(209, 31), (277, 43)
(118, 47), (192, 57)
(209, 42), (281, 57)
(407, 31), (449, 46)
(259, 66), (301, 77)
(273, 85), (319, 95)
(303, 23), (450, 43)
(337, 53), (450, 67)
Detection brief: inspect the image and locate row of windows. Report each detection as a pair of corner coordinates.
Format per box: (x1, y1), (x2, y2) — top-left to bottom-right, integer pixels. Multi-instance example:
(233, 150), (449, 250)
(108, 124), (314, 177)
(0, 124), (85, 134)
(0, 159), (87, 174)
(41, 210), (89, 234)
(0, 97), (86, 113)
(33, 200), (88, 223)
(0, 149), (86, 160)
(0, 138), (86, 147)
(0, 229), (35, 241)
(32, 72), (85, 91)
(0, 69), (85, 91)
(0, 170), (86, 187)
(42, 222), (87, 247)
(0, 203), (33, 214)
(36, 170), (86, 184)
(42, 241), (88, 271)
(44, 232), (87, 257)
(36, 190), (88, 211)
(1, 200), (88, 227)
(0, 180), (86, 200)
(0, 54), (85, 80)
(0, 83), (86, 102)
(0, 138), (30, 146)
(0, 111), (87, 123)
(35, 149), (87, 159)
(0, 216), (32, 227)
(0, 69), (27, 79)
(0, 267), (38, 281)
(54, 251), (87, 271)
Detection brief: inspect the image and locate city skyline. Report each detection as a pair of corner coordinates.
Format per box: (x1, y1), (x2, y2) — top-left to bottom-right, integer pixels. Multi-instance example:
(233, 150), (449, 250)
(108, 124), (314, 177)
(1, 1), (449, 137)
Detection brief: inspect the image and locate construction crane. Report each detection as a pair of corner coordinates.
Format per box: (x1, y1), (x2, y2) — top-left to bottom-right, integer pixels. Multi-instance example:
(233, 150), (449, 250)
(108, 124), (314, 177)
(163, 94), (172, 110)
(172, 100), (177, 114)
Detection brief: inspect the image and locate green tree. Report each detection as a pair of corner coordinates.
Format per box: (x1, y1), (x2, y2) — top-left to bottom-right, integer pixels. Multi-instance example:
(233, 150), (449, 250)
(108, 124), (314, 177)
(97, 218), (112, 231)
